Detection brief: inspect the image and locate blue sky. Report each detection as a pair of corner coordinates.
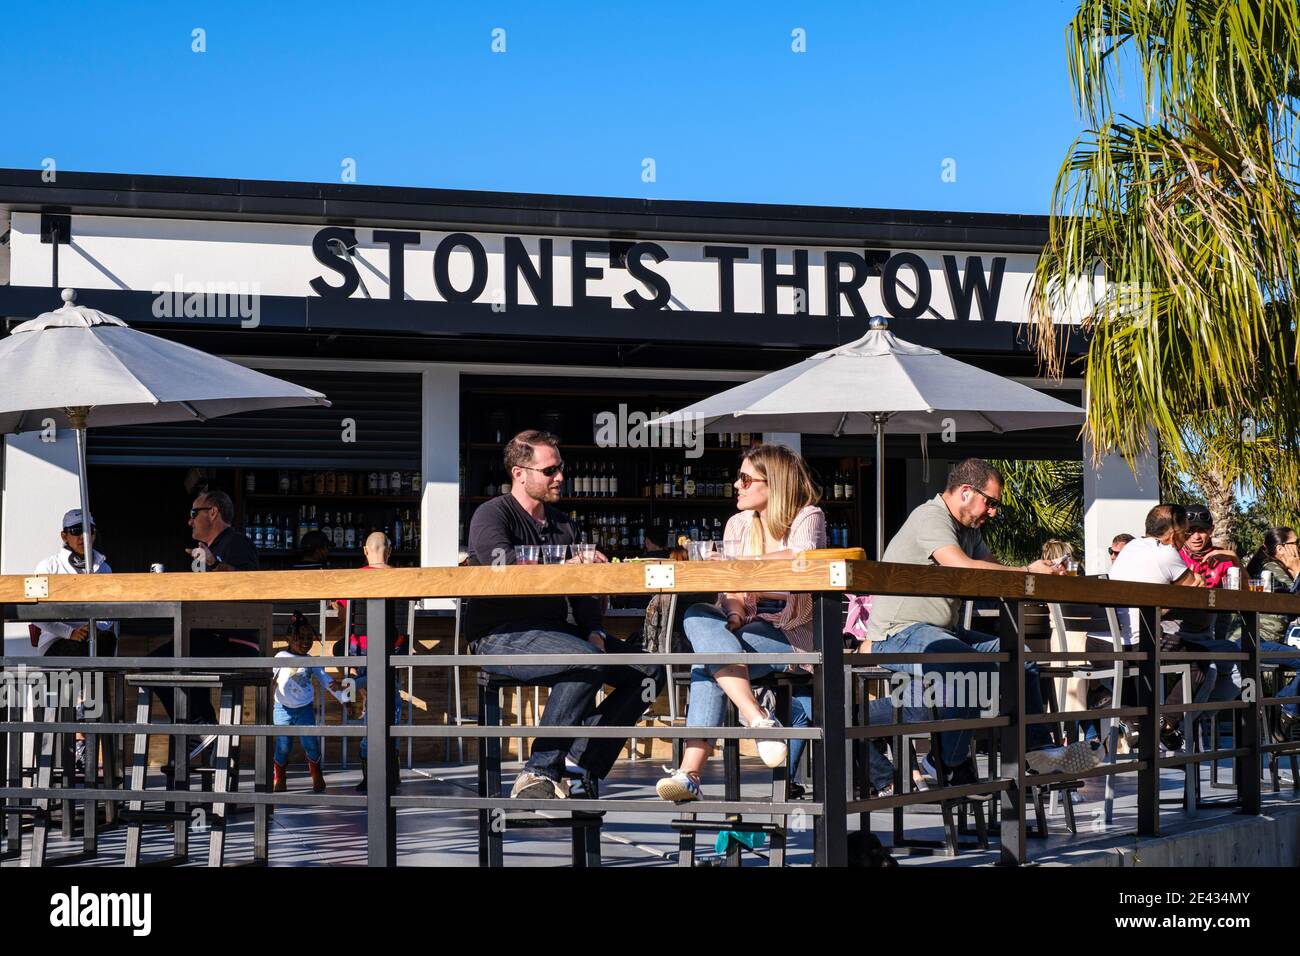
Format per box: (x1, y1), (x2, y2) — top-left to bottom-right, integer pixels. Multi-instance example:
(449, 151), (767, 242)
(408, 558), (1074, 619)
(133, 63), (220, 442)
(1, 1), (1098, 214)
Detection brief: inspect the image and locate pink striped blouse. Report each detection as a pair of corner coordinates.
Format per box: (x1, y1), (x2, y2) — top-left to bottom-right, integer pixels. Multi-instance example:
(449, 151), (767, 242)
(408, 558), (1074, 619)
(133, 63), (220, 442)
(721, 504), (827, 656)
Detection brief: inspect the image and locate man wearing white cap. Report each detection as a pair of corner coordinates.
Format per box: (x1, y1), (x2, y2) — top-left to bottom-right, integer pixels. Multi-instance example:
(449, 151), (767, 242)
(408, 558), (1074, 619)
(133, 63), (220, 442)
(30, 509), (115, 656)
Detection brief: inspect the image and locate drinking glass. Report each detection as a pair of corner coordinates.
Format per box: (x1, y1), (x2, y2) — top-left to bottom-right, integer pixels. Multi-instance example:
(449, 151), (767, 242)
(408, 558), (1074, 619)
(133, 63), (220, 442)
(572, 542), (596, 564)
(541, 544), (568, 564)
(514, 545), (540, 565)
(722, 540), (745, 560)
(698, 540), (716, 560)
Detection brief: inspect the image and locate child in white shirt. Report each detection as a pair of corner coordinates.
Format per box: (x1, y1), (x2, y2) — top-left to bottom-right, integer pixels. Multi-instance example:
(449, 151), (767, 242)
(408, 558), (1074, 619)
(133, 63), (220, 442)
(274, 612), (347, 793)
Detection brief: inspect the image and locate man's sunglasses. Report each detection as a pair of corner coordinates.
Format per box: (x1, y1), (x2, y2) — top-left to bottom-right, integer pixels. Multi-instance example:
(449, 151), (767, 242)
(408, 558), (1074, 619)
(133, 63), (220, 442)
(520, 462), (565, 478)
(1108, 548), (1121, 559)
(64, 524), (93, 537)
(970, 486), (1003, 510)
(736, 471), (768, 490)
(189, 505), (216, 518)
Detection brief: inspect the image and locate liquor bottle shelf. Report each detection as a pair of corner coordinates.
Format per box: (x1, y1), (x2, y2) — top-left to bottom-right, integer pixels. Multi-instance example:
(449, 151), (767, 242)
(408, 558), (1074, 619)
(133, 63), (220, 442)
(245, 493), (421, 503)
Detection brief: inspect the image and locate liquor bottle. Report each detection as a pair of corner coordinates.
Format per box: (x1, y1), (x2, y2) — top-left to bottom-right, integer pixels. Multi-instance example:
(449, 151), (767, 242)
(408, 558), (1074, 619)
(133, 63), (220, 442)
(246, 472), (256, 494)
(368, 472), (379, 494)
(393, 511), (403, 551)
(296, 506), (308, 548)
(598, 461), (609, 498)
(251, 514), (263, 550)
(412, 470), (421, 493)
(391, 470), (402, 496)
(661, 466), (671, 499)
(332, 515), (344, 549)
(620, 514), (630, 549)
(278, 470), (290, 495)
(344, 514), (357, 550)
(642, 469), (651, 499)
(740, 432), (752, 447)
(325, 470), (337, 495)
(309, 505), (319, 531)
(339, 471), (352, 496)
(844, 471), (854, 500)
(321, 511), (333, 544)
(834, 470), (844, 501)
(377, 471), (388, 495)
(609, 464), (619, 498)
(684, 465), (695, 498)
(672, 466), (682, 499)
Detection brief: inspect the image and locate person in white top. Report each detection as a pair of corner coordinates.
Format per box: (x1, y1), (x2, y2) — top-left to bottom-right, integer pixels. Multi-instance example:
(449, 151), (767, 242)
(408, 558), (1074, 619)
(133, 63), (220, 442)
(31, 509), (115, 656)
(656, 443), (826, 803)
(1086, 503), (1207, 750)
(273, 612), (347, 793)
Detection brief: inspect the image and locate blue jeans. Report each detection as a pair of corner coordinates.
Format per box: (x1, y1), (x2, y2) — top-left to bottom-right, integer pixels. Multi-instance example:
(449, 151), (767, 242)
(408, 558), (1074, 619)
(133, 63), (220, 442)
(358, 690), (404, 760)
(869, 622), (1054, 767)
(475, 626), (663, 782)
(1234, 637), (1300, 719)
(682, 604), (806, 733)
(274, 702), (322, 766)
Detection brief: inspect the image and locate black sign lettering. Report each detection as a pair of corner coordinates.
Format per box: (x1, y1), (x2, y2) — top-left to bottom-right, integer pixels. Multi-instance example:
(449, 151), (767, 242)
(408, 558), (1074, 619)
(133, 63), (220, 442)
(372, 230), (420, 302)
(824, 251), (869, 318)
(571, 239), (611, 309)
(504, 237), (553, 307)
(942, 255), (1005, 322)
(703, 245), (748, 314)
(761, 248), (809, 315)
(881, 252), (932, 320)
(623, 241), (671, 311)
(433, 233), (489, 303)
(310, 227), (360, 299)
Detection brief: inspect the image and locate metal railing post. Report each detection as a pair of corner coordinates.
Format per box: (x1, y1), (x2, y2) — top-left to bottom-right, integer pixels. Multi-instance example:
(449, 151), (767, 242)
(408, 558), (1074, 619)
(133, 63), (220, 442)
(365, 599), (396, 866)
(811, 591), (847, 866)
(997, 599), (1025, 864)
(1238, 609), (1262, 816)
(1136, 605), (1161, 836)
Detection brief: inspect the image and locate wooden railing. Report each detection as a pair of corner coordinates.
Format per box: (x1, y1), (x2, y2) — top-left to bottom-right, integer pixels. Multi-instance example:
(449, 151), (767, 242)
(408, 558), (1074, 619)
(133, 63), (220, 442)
(2, 553), (1298, 867)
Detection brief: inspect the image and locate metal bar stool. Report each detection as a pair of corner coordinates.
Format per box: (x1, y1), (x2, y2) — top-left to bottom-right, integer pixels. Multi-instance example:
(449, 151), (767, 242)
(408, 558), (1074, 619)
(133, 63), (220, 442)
(475, 672), (603, 867)
(670, 671), (807, 867)
(122, 671), (269, 866)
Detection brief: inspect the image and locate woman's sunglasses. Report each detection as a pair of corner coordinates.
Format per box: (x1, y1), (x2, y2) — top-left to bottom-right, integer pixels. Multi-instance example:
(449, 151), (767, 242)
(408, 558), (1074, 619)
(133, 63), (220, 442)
(520, 462), (565, 478)
(735, 471), (767, 490)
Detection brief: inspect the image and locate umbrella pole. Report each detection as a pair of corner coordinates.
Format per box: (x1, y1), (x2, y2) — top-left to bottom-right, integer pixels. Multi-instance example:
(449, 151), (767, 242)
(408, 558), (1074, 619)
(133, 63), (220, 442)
(874, 414), (887, 560)
(69, 408), (97, 655)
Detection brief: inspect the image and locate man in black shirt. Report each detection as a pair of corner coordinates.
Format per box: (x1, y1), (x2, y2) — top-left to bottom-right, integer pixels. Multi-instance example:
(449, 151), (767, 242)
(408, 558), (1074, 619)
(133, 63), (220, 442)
(466, 430), (663, 799)
(151, 488), (263, 750)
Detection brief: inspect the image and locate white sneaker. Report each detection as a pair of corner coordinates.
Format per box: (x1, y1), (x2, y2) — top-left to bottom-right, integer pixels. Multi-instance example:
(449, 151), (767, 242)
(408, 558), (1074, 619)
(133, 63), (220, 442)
(749, 709), (789, 769)
(1026, 740), (1103, 775)
(656, 767), (704, 802)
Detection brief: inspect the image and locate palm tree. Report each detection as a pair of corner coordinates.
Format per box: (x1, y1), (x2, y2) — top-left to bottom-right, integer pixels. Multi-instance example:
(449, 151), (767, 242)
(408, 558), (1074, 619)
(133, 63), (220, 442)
(984, 458), (1084, 565)
(1029, 1), (1300, 494)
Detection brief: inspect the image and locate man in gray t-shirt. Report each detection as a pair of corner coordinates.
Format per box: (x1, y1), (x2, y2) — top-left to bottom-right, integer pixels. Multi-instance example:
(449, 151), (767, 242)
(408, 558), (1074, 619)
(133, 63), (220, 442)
(863, 458), (1099, 789)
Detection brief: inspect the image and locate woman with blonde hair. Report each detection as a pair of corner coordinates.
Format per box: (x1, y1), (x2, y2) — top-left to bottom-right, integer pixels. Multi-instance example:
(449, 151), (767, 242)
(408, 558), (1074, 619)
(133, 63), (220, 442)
(656, 443), (826, 802)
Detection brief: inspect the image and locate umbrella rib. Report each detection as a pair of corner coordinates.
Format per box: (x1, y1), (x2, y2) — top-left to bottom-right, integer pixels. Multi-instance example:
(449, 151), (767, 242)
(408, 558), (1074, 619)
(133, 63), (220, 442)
(179, 401), (210, 422)
(972, 411), (1005, 434)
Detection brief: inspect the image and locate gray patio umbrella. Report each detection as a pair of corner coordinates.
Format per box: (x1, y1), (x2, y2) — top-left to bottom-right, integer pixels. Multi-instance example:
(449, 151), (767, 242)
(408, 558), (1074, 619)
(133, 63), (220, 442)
(0, 289), (329, 612)
(649, 316), (1085, 557)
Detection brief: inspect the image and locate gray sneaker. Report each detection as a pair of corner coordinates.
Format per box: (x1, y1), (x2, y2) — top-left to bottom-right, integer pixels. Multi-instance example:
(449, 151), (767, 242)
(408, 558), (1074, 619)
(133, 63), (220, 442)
(509, 770), (569, 799)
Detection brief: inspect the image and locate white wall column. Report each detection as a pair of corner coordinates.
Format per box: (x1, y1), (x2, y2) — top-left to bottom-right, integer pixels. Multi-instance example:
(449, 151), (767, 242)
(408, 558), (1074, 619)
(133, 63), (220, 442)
(421, 368), (461, 600)
(2, 429), (81, 655)
(1083, 438), (1159, 575)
